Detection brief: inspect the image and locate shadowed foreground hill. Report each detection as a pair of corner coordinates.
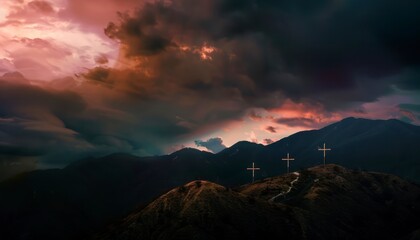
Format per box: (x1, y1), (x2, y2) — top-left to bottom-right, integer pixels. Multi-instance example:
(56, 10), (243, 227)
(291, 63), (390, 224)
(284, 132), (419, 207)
(240, 165), (420, 239)
(98, 181), (304, 240)
(98, 165), (420, 240)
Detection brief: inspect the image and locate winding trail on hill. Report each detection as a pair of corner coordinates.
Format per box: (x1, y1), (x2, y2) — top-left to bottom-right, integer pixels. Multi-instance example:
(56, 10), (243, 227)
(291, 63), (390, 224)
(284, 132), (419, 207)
(269, 172), (300, 202)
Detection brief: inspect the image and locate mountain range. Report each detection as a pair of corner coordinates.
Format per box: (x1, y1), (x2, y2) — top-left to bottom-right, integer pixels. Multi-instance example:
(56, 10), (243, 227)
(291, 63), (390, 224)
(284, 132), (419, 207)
(1, 117), (420, 239)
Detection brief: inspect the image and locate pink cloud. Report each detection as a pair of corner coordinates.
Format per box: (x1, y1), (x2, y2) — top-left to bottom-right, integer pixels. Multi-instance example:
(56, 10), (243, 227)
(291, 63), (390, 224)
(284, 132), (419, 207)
(2, 37), (76, 79)
(28, 1), (55, 14)
(59, 0), (142, 31)
(0, 58), (14, 73)
(0, 0), (119, 80)
(268, 99), (343, 129)
(6, 0), (56, 23)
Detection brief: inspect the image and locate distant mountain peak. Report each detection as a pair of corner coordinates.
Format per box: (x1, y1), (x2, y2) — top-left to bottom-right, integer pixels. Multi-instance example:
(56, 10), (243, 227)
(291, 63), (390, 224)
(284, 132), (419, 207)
(341, 116), (357, 121)
(230, 141), (263, 149)
(336, 116), (372, 124)
(338, 116), (407, 124)
(324, 116), (413, 131)
(170, 147), (210, 156)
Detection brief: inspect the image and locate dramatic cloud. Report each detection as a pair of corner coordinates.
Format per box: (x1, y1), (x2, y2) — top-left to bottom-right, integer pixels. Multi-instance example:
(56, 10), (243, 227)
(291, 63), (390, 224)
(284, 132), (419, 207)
(6, 0), (55, 20)
(1, 0), (420, 179)
(0, 74), (183, 177)
(0, 78), (90, 179)
(101, 0), (420, 110)
(0, 0), (118, 79)
(195, 137), (226, 153)
(59, 0), (141, 31)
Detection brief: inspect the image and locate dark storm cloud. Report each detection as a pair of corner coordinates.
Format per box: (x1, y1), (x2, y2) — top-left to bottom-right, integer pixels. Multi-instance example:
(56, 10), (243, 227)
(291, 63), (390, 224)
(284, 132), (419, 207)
(0, 78), (179, 178)
(195, 137), (227, 153)
(393, 68), (420, 91)
(0, 80), (86, 119)
(265, 126), (277, 133)
(102, 0), (420, 111)
(104, 10), (172, 57)
(0, 79), (89, 178)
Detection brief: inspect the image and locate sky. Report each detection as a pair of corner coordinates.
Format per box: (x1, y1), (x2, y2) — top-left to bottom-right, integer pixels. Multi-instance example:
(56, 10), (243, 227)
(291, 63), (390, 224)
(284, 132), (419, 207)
(1, 0), (420, 179)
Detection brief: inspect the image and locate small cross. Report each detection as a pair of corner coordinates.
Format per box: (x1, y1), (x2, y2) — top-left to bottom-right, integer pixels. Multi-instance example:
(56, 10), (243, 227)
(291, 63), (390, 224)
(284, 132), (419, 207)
(282, 153), (295, 173)
(246, 162), (260, 183)
(318, 143), (331, 167)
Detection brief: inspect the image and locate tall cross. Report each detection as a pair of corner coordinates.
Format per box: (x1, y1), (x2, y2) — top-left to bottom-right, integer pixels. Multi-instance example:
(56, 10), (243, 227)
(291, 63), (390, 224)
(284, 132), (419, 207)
(246, 162), (260, 183)
(282, 153), (295, 173)
(318, 143), (331, 167)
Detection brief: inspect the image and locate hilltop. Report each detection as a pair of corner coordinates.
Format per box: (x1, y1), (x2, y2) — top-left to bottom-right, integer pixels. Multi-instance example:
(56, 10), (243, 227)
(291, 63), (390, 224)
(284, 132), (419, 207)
(97, 165), (420, 240)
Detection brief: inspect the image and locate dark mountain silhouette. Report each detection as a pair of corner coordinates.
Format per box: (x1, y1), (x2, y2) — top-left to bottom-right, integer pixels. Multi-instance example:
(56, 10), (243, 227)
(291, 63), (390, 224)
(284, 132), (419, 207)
(96, 165), (420, 240)
(1, 117), (420, 239)
(261, 117), (420, 181)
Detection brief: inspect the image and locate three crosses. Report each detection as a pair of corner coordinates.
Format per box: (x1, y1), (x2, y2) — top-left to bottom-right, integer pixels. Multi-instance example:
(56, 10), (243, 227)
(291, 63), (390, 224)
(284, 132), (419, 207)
(246, 142), (331, 183)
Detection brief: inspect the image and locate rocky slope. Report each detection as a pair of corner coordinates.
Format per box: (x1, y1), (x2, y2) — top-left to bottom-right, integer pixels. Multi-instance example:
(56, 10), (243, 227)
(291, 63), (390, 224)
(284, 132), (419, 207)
(97, 165), (420, 240)
(98, 181), (303, 240)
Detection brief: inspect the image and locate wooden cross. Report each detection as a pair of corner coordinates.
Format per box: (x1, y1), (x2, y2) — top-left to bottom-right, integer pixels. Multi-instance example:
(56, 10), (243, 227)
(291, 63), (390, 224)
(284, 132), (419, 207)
(318, 143), (331, 167)
(282, 153), (295, 173)
(246, 162), (260, 183)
